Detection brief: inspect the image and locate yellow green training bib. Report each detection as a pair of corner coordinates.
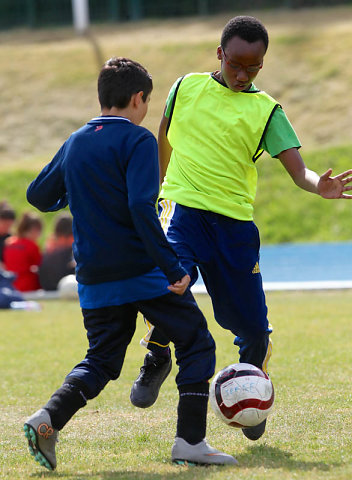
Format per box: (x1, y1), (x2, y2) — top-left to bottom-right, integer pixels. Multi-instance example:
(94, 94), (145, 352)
(161, 73), (279, 221)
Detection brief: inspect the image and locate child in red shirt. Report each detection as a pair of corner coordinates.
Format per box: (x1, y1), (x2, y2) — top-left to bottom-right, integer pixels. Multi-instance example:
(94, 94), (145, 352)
(4, 212), (42, 292)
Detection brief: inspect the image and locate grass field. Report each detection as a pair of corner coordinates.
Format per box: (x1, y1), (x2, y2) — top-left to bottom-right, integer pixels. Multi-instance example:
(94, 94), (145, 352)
(1, 291), (351, 480)
(1, 6), (352, 479)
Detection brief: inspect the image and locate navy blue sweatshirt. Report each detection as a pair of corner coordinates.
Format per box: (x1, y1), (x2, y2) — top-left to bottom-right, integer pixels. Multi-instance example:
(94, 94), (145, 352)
(27, 116), (186, 285)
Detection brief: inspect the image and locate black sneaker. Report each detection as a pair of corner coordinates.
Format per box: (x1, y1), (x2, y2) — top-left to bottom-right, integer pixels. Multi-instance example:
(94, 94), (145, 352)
(130, 352), (172, 408)
(242, 419), (267, 441)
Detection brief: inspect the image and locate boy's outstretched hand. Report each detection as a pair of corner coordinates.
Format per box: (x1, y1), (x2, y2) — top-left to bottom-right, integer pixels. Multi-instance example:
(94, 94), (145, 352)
(168, 274), (191, 295)
(318, 168), (352, 199)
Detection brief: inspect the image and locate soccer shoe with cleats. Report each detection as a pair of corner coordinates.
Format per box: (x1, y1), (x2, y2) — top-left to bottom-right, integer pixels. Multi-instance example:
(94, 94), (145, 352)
(172, 437), (238, 466)
(23, 408), (58, 470)
(130, 352), (172, 408)
(242, 418), (267, 441)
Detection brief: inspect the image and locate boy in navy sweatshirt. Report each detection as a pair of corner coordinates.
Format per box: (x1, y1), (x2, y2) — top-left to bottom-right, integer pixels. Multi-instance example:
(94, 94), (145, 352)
(24, 57), (237, 470)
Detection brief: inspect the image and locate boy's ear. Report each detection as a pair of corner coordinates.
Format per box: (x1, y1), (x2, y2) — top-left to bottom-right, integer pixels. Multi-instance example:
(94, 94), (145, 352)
(132, 91), (144, 108)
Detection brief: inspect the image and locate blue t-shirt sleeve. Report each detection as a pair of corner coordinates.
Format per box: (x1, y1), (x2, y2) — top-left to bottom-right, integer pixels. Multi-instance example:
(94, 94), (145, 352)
(127, 133), (186, 284)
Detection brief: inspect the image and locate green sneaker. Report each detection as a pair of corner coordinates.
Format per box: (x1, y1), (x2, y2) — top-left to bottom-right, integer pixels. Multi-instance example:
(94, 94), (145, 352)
(172, 437), (238, 466)
(23, 409), (58, 470)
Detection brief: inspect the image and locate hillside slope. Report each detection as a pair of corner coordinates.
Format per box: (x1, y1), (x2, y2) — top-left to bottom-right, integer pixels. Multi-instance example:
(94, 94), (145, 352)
(0, 6), (352, 170)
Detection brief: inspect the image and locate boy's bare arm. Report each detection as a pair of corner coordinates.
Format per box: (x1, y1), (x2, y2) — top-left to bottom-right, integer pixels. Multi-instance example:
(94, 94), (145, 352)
(278, 148), (352, 199)
(158, 114), (173, 184)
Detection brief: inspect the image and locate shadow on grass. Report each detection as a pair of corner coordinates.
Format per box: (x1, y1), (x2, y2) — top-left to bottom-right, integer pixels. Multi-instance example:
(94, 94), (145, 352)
(29, 444), (344, 479)
(30, 468), (224, 480)
(236, 444), (342, 471)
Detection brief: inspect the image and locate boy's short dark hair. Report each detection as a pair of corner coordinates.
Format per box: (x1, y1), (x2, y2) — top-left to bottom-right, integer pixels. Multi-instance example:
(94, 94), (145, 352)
(0, 201), (16, 220)
(54, 213), (73, 238)
(98, 57), (153, 110)
(221, 16), (269, 52)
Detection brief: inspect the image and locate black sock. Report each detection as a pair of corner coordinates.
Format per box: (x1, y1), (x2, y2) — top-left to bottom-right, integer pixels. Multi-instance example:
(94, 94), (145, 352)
(43, 383), (87, 431)
(176, 382), (209, 445)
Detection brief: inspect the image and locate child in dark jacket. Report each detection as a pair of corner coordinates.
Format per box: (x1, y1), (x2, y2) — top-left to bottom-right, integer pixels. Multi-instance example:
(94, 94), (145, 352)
(0, 200), (16, 268)
(24, 57), (237, 471)
(39, 213), (75, 291)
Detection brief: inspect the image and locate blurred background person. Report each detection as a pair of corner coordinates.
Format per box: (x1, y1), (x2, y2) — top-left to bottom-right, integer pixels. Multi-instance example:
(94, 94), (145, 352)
(39, 212), (75, 291)
(0, 200), (16, 269)
(3, 212), (42, 292)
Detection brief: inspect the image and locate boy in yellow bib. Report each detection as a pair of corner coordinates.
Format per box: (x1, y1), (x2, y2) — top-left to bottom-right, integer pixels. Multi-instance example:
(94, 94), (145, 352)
(130, 16), (352, 442)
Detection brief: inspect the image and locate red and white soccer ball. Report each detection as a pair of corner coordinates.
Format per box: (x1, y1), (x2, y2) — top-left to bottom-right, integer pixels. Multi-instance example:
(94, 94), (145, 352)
(210, 363), (274, 428)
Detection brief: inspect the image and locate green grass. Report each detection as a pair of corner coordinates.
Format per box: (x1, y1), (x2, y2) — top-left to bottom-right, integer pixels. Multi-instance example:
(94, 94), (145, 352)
(0, 169), (68, 246)
(1, 7), (352, 479)
(4, 142), (352, 246)
(255, 144), (352, 244)
(1, 291), (351, 479)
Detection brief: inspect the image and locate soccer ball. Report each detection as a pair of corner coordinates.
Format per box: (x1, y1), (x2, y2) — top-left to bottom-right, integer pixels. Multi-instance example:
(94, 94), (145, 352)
(209, 363), (274, 428)
(58, 274), (78, 299)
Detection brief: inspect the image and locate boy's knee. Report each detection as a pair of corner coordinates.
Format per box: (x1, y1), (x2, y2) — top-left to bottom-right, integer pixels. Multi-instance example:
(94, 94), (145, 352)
(177, 321), (215, 354)
(234, 331), (272, 371)
(175, 329), (216, 384)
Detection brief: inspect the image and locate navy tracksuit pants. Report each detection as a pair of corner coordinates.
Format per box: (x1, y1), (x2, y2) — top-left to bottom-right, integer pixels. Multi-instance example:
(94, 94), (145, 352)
(65, 289), (215, 399)
(147, 201), (272, 372)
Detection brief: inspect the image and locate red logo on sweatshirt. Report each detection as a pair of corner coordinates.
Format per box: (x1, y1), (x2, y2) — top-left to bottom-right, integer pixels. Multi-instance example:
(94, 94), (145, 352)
(95, 125), (103, 132)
